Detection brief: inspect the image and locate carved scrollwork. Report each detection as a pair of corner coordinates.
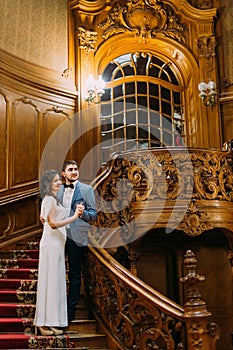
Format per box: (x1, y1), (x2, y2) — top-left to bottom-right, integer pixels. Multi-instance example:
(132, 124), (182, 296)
(99, 0), (185, 42)
(187, 320), (220, 348)
(77, 27), (98, 52)
(187, 0), (213, 9)
(176, 201), (212, 237)
(197, 34), (216, 58)
(191, 152), (233, 201)
(94, 149), (233, 239)
(85, 250), (182, 349)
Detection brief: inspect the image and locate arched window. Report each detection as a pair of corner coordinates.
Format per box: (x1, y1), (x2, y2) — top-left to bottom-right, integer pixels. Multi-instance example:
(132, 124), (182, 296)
(101, 52), (185, 163)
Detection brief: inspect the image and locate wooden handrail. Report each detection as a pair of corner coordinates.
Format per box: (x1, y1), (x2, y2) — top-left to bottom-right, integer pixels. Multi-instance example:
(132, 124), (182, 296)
(85, 246), (220, 349)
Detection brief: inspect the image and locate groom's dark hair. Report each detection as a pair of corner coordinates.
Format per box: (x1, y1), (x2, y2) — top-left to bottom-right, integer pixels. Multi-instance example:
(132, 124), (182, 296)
(62, 160), (79, 171)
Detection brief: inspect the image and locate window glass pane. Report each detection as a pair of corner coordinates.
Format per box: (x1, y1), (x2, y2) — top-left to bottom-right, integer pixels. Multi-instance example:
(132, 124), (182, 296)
(123, 65), (134, 76)
(163, 116), (173, 131)
(149, 83), (159, 97)
(161, 87), (171, 101)
(113, 85), (123, 98)
(163, 130), (173, 145)
(102, 88), (111, 101)
(166, 66), (179, 85)
(149, 65), (160, 78)
(149, 97), (159, 111)
(126, 96), (136, 105)
(101, 103), (112, 117)
(101, 120), (112, 132)
(114, 113), (124, 127)
(114, 100), (124, 114)
(135, 55), (148, 75)
(160, 72), (170, 82)
(138, 109), (148, 124)
(102, 62), (117, 82)
(125, 82), (135, 95)
(126, 125), (136, 139)
(173, 91), (181, 104)
(137, 82), (147, 94)
(139, 125), (148, 139)
(162, 102), (171, 116)
(150, 112), (160, 126)
(150, 126), (161, 141)
(138, 96), (147, 108)
(114, 128), (124, 140)
(126, 110), (136, 125)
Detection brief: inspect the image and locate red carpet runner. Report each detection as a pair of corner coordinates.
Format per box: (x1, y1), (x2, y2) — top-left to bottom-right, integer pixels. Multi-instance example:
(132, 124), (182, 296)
(0, 242), (73, 349)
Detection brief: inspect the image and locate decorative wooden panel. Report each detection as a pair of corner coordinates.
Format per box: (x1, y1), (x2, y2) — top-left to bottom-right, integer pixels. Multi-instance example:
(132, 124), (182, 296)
(41, 108), (73, 172)
(0, 91), (8, 191)
(0, 49), (77, 247)
(12, 98), (40, 187)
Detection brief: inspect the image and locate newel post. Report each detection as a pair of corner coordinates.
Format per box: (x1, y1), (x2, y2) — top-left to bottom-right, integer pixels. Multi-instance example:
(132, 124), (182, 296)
(180, 250), (220, 349)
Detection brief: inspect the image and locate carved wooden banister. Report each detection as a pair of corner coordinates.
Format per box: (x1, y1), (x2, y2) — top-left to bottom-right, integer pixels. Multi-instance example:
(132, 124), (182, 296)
(84, 247), (220, 349)
(180, 250), (220, 349)
(90, 147), (233, 247)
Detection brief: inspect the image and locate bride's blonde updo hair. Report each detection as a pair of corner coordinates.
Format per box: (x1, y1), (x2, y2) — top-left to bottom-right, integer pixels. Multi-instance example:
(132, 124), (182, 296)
(40, 169), (61, 200)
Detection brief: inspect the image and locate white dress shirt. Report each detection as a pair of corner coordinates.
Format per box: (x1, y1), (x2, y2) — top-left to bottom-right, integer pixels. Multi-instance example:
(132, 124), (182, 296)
(63, 181), (78, 227)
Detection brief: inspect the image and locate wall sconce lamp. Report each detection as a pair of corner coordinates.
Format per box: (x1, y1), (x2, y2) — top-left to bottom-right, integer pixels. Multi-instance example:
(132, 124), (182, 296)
(85, 74), (105, 105)
(198, 80), (217, 107)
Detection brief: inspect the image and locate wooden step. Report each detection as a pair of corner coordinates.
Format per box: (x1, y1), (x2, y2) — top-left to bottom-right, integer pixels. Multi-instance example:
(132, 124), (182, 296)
(66, 319), (97, 333)
(67, 332), (107, 348)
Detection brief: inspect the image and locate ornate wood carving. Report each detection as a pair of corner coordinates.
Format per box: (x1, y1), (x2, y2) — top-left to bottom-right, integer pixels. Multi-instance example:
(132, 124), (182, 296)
(175, 201), (212, 236)
(85, 247), (220, 349)
(226, 251), (233, 266)
(197, 35), (216, 59)
(187, 0), (213, 9)
(180, 250), (220, 349)
(99, 0), (185, 42)
(97, 149), (233, 204)
(77, 27), (98, 52)
(93, 148), (233, 243)
(86, 248), (183, 349)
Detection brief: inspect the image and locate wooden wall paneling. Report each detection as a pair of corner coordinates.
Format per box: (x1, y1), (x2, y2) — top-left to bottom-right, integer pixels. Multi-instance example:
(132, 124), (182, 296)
(0, 207), (12, 241)
(0, 196), (41, 247)
(0, 49), (78, 247)
(221, 100), (233, 142)
(11, 197), (39, 235)
(11, 97), (40, 187)
(0, 90), (8, 191)
(41, 107), (74, 173)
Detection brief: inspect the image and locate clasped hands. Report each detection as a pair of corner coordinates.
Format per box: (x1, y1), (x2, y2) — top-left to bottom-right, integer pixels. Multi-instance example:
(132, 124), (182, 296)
(74, 202), (85, 218)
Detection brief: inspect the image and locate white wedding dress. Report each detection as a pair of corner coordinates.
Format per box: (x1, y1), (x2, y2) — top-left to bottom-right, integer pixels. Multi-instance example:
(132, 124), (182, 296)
(34, 196), (69, 327)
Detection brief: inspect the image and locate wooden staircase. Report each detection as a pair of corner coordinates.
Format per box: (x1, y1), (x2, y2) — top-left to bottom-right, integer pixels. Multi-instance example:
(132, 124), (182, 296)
(0, 239), (111, 349)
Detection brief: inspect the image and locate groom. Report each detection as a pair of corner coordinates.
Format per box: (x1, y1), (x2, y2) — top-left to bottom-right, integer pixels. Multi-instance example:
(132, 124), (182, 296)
(58, 160), (97, 323)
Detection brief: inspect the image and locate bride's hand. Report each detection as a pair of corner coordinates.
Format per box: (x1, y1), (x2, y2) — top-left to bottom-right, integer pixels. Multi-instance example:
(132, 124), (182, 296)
(74, 202), (85, 218)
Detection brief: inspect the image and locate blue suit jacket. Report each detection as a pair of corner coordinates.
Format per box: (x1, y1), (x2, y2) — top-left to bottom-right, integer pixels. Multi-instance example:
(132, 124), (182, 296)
(58, 181), (97, 246)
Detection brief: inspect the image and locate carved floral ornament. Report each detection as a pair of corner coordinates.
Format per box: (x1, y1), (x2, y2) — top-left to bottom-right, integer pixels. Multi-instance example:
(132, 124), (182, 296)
(99, 0), (185, 42)
(77, 27), (98, 52)
(197, 34), (216, 58)
(97, 150), (233, 203)
(94, 150), (233, 239)
(86, 250), (182, 348)
(175, 200), (212, 237)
